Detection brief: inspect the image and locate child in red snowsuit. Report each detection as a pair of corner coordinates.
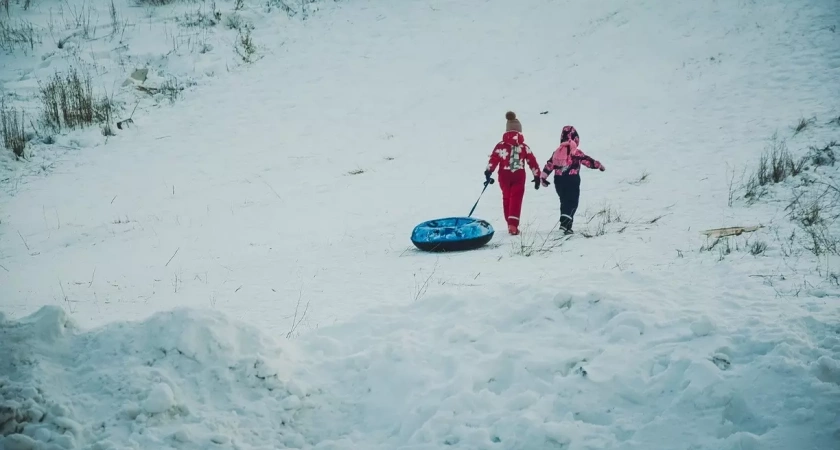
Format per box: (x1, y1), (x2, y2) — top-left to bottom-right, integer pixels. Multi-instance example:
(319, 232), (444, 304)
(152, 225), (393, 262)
(539, 125), (605, 234)
(484, 112), (542, 235)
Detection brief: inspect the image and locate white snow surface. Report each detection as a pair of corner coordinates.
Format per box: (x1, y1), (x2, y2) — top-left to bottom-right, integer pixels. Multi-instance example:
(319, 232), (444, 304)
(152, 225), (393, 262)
(2, 0), (840, 449)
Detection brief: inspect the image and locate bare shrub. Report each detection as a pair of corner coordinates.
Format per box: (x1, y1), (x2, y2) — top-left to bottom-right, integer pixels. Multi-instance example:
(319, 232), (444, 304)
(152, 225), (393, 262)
(802, 224), (839, 256)
(160, 78), (184, 103)
(743, 134), (806, 201)
(1, 100), (26, 158)
(789, 156), (807, 177)
(788, 184), (840, 225)
(748, 240), (768, 256)
(286, 288), (312, 339)
(717, 238), (733, 261)
(63, 0), (96, 39)
(109, 0), (119, 37)
(0, 19), (39, 52)
(580, 204), (625, 238)
(225, 13), (251, 30)
(266, 0), (298, 17)
(510, 222), (569, 257)
(627, 170), (650, 186)
(700, 236), (723, 253)
(726, 166), (743, 207)
(38, 67), (114, 133)
(793, 116), (816, 136)
(775, 229), (798, 258)
(699, 236), (754, 261)
(133, 0), (177, 6)
(793, 199), (823, 228)
(808, 141), (838, 167)
(235, 27), (257, 62)
(135, 77), (188, 103)
(179, 2), (220, 28)
(788, 190), (840, 257)
(266, 0), (319, 19)
(100, 92), (115, 137)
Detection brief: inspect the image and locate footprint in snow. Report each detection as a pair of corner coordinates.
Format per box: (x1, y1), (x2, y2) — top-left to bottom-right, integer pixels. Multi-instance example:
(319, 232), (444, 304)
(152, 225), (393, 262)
(719, 394), (776, 438)
(710, 347), (733, 371)
(813, 356), (840, 385)
(711, 353), (731, 371)
(573, 409), (613, 426)
(690, 315), (715, 337)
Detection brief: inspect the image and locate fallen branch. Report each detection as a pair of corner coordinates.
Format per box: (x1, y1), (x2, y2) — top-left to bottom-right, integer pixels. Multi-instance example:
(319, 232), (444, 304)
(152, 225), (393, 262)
(700, 225), (762, 239)
(165, 247), (180, 267)
(257, 175), (282, 200)
(58, 278), (74, 313)
(413, 260), (438, 301)
(286, 287), (311, 339)
(18, 231), (29, 251)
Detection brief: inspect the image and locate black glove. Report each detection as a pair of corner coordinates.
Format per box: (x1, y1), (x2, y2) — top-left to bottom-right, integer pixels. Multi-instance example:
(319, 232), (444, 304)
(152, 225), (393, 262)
(484, 170), (494, 185)
(533, 176), (540, 190)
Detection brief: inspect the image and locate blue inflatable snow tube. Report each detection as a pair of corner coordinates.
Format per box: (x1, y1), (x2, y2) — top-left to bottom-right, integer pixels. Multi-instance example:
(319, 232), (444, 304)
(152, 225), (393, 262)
(410, 217), (495, 252)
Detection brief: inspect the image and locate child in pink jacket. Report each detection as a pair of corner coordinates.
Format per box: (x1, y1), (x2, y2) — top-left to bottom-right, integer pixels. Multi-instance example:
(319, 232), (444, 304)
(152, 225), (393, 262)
(539, 125), (605, 234)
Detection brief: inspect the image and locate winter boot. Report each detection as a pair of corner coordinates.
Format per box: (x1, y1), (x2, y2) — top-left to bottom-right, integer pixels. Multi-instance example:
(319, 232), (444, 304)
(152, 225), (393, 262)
(559, 214), (574, 235)
(508, 224), (520, 235)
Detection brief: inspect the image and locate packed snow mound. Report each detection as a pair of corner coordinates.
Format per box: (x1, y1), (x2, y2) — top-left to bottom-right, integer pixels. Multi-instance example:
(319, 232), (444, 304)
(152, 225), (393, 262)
(0, 305), (308, 450)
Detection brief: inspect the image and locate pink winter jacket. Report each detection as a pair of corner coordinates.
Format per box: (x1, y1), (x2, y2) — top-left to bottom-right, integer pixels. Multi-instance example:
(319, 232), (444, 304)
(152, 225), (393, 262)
(540, 138), (604, 180)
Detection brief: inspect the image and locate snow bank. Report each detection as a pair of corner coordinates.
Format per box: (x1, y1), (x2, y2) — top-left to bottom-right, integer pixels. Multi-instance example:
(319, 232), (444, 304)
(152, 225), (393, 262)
(295, 276), (840, 449)
(0, 305), (308, 449)
(3, 274), (837, 449)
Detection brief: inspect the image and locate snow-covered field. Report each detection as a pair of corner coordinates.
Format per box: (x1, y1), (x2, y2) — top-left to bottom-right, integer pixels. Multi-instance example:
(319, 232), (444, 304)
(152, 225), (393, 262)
(2, 0), (840, 448)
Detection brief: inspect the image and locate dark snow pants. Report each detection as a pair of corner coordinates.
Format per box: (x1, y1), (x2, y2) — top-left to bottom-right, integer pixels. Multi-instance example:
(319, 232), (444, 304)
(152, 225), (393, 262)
(554, 174), (581, 231)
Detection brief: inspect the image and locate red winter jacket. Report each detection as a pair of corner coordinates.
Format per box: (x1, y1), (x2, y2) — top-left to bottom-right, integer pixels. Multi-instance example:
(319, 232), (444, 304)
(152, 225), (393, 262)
(486, 131), (541, 178)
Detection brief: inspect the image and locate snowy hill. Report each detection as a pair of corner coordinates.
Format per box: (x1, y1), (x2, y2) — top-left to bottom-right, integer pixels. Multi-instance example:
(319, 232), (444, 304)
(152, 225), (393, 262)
(2, 0), (840, 449)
